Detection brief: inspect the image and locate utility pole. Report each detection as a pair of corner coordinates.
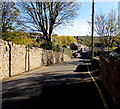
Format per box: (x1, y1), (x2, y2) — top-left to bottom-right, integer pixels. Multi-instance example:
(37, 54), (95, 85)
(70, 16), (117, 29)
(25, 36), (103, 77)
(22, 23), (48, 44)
(0, 3), (2, 39)
(91, 0), (94, 61)
(118, 1), (120, 32)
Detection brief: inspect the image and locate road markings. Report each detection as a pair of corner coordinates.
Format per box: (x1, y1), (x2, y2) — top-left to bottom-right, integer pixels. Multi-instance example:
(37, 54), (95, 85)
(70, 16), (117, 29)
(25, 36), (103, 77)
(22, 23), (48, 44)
(85, 60), (109, 109)
(87, 71), (109, 109)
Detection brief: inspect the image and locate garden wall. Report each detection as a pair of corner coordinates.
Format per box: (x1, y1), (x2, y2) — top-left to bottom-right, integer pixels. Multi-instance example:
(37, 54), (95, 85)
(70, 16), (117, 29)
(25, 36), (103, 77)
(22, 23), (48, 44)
(0, 40), (71, 79)
(100, 55), (120, 107)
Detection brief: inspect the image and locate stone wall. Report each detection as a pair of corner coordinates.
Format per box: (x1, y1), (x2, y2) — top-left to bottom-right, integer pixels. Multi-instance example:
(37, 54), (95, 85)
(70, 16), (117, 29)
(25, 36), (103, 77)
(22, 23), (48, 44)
(100, 56), (120, 107)
(11, 43), (26, 76)
(0, 41), (9, 78)
(30, 47), (43, 70)
(0, 40), (71, 79)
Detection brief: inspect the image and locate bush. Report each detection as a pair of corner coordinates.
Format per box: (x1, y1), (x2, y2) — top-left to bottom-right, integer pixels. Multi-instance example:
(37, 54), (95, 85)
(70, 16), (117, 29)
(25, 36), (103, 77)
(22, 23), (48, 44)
(40, 41), (55, 50)
(2, 31), (34, 46)
(64, 48), (72, 57)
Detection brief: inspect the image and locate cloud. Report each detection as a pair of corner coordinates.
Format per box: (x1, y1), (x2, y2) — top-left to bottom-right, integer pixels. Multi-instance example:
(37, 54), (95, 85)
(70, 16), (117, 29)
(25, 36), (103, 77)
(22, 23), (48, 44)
(54, 19), (91, 36)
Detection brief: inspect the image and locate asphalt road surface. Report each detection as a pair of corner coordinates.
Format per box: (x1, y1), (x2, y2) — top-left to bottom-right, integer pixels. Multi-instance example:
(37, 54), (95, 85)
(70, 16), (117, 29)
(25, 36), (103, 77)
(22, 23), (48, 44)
(2, 58), (118, 109)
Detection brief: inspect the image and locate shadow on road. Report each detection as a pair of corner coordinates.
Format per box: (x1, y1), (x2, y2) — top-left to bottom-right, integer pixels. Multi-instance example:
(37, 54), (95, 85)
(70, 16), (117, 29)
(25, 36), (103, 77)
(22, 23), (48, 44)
(2, 73), (103, 109)
(2, 59), (118, 109)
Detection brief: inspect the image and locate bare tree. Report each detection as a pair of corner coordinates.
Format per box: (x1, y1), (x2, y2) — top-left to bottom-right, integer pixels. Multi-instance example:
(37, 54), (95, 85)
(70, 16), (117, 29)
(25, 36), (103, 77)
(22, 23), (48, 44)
(18, 1), (80, 42)
(88, 10), (118, 51)
(105, 10), (118, 50)
(106, 10), (118, 36)
(89, 10), (118, 36)
(94, 13), (107, 36)
(1, 2), (20, 34)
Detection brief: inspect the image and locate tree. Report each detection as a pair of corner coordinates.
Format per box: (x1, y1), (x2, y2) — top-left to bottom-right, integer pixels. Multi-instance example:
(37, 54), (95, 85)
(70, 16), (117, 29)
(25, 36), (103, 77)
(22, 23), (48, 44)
(94, 13), (107, 36)
(89, 10), (118, 37)
(54, 36), (77, 47)
(106, 10), (118, 36)
(18, 1), (80, 42)
(106, 10), (118, 50)
(1, 2), (20, 38)
(52, 34), (58, 37)
(2, 31), (34, 45)
(88, 10), (118, 51)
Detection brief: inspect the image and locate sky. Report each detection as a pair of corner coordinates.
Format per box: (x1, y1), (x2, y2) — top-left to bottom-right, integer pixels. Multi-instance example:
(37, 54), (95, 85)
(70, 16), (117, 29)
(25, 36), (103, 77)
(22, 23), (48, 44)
(54, 1), (119, 36)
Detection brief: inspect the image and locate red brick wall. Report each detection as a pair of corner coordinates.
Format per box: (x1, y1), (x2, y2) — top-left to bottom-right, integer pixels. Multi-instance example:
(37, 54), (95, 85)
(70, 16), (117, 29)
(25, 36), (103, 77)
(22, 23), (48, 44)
(100, 56), (120, 106)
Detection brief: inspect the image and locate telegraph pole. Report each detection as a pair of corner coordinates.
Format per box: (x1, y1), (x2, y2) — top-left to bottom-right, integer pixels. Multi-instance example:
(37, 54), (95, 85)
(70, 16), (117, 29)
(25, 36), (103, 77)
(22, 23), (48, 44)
(118, 1), (120, 31)
(91, 0), (94, 61)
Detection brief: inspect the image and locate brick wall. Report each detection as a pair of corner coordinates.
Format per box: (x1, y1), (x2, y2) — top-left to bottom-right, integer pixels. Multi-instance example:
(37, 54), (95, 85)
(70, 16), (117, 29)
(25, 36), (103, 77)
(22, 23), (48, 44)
(100, 56), (120, 106)
(0, 40), (71, 79)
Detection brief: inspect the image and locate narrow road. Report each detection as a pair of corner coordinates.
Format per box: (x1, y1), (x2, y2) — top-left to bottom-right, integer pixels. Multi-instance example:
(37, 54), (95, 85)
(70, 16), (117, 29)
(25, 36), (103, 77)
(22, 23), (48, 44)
(2, 58), (117, 109)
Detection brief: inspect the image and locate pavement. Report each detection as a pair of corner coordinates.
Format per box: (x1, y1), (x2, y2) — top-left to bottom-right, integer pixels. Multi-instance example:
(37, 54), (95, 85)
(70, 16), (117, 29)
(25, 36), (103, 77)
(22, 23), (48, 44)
(2, 58), (118, 109)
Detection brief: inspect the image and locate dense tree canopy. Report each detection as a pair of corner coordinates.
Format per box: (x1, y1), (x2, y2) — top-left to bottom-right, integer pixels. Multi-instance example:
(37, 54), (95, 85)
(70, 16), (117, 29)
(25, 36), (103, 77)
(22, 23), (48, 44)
(53, 36), (77, 47)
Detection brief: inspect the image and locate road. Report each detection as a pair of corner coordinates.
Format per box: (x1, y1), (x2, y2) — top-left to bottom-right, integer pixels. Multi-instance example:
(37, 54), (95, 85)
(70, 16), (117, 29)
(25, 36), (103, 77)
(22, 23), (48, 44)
(2, 58), (117, 109)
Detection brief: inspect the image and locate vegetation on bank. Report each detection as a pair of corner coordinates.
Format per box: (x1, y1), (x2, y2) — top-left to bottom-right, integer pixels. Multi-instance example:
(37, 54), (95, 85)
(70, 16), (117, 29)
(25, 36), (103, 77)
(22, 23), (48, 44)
(1, 1), (79, 57)
(1, 31), (76, 57)
(1, 2), (120, 56)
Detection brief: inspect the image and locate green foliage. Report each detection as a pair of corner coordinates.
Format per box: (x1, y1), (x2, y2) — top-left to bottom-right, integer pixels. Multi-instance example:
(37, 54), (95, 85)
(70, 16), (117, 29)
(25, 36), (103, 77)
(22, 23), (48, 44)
(2, 31), (33, 45)
(88, 9), (118, 51)
(15, 32), (30, 37)
(77, 40), (84, 44)
(53, 36), (77, 47)
(32, 39), (45, 47)
(85, 37), (91, 47)
(94, 10), (118, 51)
(52, 34), (58, 37)
(78, 36), (91, 47)
(13, 37), (33, 45)
(114, 36), (120, 47)
(36, 38), (41, 43)
(40, 41), (55, 50)
(31, 41), (41, 47)
(2, 31), (17, 41)
(94, 42), (102, 47)
(63, 48), (72, 57)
